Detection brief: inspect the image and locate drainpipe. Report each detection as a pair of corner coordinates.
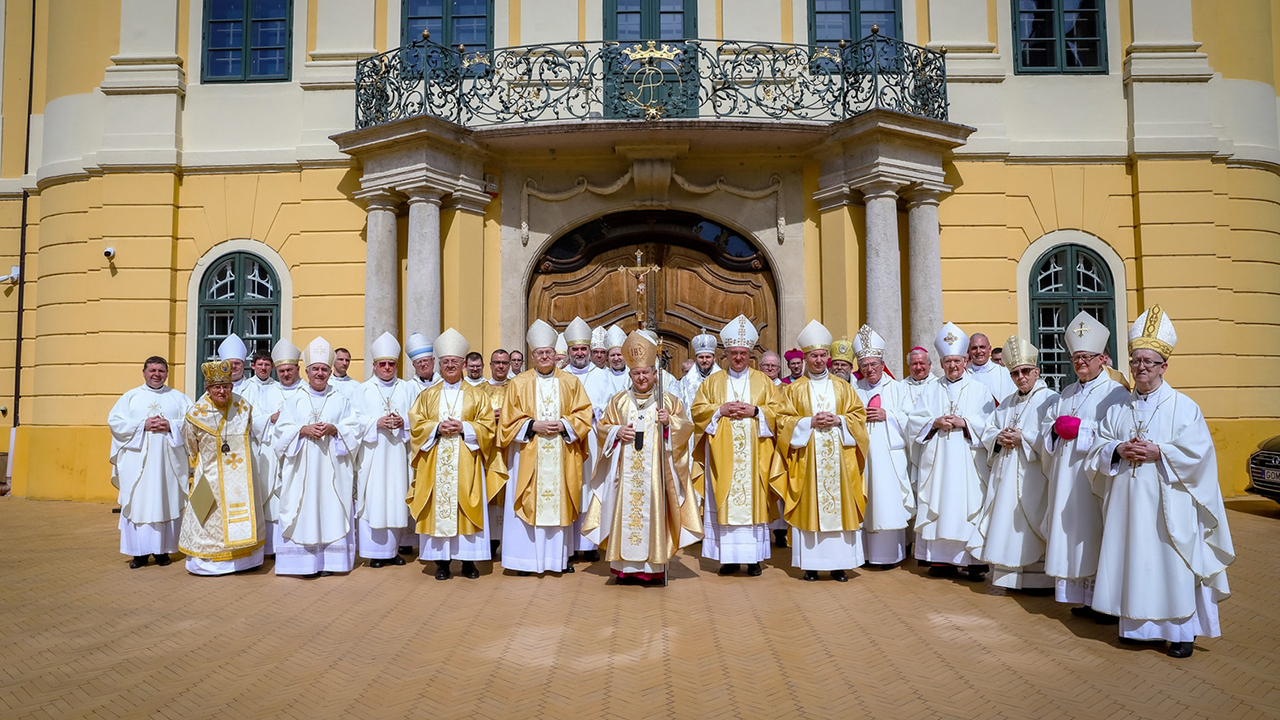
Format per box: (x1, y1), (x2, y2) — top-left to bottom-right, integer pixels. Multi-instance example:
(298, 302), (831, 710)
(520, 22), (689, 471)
(7, 2), (37, 484)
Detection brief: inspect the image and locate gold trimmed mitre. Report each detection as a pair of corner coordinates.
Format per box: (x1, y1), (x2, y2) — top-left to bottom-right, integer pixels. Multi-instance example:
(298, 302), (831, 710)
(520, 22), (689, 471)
(1129, 305), (1177, 358)
(202, 359), (235, 385)
(1002, 335), (1039, 370)
(797, 320), (833, 353)
(852, 324), (885, 360)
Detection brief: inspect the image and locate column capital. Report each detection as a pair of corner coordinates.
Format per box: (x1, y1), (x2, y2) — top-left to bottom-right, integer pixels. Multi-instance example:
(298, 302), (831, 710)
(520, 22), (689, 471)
(857, 180), (904, 202)
(444, 185), (494, 215)
(812, 185), (852, 212)
(903, 185), (946, 208)
(405, 187), (444, 205)
(359, 191), (401, 211)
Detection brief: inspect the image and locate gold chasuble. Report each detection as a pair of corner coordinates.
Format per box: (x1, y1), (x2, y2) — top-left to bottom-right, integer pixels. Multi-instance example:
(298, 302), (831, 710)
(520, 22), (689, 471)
(777, 376), (870, 533)
(499, 369), (594, 527)
(690, 368), (789, 526)
(406, 382), (505, 537)
(585, 390), (703, 564)
(179, 394), (264, 561)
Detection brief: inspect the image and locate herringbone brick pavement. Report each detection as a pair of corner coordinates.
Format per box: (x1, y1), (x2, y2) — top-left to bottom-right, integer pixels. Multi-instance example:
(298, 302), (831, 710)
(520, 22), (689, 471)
(2, 497), (1278, 720)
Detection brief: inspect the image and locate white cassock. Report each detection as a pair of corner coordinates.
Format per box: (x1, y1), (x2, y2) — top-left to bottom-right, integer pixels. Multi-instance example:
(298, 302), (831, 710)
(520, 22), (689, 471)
(410, 373), (441, 390)
(700, 367), (774, 565)
(1088, 382), (1234, 642)
(968, 381), (1058, 589)
(273, 385), (363, 575)
(1040, 373), (1129, 604)
(355, 376), (418, 559)
(900, 375), (937, 496)
(419, 380), (492, 561)
(907, 375), (994, 566)
(854, 375), (914, 565)
(464, 376), (487, 387)
(966, 361), (1015, 407)
(248, 380), (304, 554)
(787, 373), (864, 571)
(328, 374), (361, 400)
(108, 385), (193, 556)
(564, 364), (602, 554)
(232, 376), (253, 399)
(680, 365), (719, 411)
(248, 375), (276, 395)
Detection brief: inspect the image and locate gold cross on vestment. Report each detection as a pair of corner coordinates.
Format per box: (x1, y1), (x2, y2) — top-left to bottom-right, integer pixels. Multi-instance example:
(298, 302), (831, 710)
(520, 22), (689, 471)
(225, 453), (243, 470)
(1072, 321), (1090, 338)
(943, 332), (958, 344)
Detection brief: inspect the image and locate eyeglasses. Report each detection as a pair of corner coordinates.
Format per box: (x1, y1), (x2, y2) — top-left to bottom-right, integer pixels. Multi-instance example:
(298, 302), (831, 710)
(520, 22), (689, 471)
(1128, 358), (1165, 369)
(1009, 367), (1037, 377)
(1070, 353), (1101, 364)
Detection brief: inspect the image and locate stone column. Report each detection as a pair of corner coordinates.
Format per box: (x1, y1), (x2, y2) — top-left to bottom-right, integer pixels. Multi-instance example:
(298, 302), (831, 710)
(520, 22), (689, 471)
(363, 193), (400, 378)
(906, 188), (944, 373)
(861, 181), (904, 376)
(406, 189), (443, 342)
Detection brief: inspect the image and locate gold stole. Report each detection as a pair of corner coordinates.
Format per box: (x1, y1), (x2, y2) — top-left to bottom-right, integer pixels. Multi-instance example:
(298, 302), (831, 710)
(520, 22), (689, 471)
(621, 399), (656, 559)
(187, 397), (258, 554)
(808, 377), (843, 533)
(726, 372), (755, 526)
(534, 373), (563, 526)
(432, 385), (463, 537)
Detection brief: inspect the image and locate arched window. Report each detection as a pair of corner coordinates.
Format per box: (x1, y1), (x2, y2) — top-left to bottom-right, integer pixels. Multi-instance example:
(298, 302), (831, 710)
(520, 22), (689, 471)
(1030, 244), (1117, 391)
(196, 252), (280, 393)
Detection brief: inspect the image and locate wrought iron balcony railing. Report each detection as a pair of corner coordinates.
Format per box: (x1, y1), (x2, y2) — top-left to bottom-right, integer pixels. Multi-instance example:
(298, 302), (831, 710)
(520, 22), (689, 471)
(354, 28), (947, 130)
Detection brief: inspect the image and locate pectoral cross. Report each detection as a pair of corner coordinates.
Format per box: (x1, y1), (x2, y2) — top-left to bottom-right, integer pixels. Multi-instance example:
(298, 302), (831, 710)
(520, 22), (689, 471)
(617, 249), (659, 330)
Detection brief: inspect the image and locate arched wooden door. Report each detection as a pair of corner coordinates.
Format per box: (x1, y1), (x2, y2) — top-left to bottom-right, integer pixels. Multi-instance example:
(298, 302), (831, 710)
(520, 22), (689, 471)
(527, 211), (778, 371)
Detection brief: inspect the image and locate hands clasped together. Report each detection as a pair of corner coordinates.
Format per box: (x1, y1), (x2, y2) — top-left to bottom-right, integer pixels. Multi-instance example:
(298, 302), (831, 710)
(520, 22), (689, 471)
(1117, 438), (1162, 464)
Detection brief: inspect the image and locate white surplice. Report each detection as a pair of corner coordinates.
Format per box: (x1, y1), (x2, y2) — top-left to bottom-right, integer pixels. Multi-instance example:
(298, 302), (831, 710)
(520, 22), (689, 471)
(968, 381), (1058, 589)
(700, 367), (773, 565)
(900, 374), (937, 496)
(680, 364), (720, 411)
(1039, 372), (1129, 603)
(418, 380), (491, 562)
(248, 379), (304, 554)
(272, 385), (362, 575)
(854, 374), (914, 564)
(1088, 382), (1234, 642)
(354, 376), (418, 559)
(108, 384), (193, 555)
(907, 375), (994, 566)
(966, 361), (1016, 407)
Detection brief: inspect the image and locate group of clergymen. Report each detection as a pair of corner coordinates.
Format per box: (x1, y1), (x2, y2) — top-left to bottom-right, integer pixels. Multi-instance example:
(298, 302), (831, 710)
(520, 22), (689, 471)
(108, 302), (1233, 658)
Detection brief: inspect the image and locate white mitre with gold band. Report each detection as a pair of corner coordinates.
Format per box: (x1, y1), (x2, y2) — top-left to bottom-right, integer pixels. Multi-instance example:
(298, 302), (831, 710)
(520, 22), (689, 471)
(720, 314), (759, 349)
(435, 327), (470, 359)
(606, 324), (627, 350)
(622, 330), (658, 369)
(935, 322), (970, 359)
(218, 333), (248, 362)
(554, 333), (568, 355)
(526, 319), (558, 351)
(590, 326), (608, 351)
(1064, 311), (1109, 355)
(691, 328), (718, 355)
(1129, 304), (1177, 358)
(853, 324), (886, 360)
(272, 338), (301, 367)
(797, 319), (833, 353)
(303, 336), (333, 368)
(564, 316), (592, 347)
(370, 332), (400, 362)
(1002, 335), (1039, 369)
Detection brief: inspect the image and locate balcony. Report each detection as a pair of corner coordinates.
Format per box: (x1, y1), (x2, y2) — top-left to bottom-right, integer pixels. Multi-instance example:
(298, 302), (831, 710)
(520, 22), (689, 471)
(353, 29), (948, 131)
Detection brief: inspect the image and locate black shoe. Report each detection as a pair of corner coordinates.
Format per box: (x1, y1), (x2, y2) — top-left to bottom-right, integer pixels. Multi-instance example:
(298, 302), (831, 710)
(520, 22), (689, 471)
(129, 555), (149, 569)
(1167, 642), (1194, 658)
(153, 553), (171, 567)
(582, 550), (600, 563)
(747, 563), (763, 577)
(369, 558), (387, 569)
(1070, 605), (1094, 618)
(802, 570), (819, 582)
(461, 561), (479, 579)
(773, 529), (789, 548)
(965, 566), (987, 582)
(390, 555), (406, 566)
(398, 545), (414, 555)
(927, 565), (957, 578)
(718, 563), (741, 576)
(516, 570), (533, 577)
(434, 561), (452, 580)
(491, 540), (501, 557)
(831, 569), (848, 582)
(562, 563), (575, 573)
(1094, 612), (1120, 625)
(318, 571), (334, 577)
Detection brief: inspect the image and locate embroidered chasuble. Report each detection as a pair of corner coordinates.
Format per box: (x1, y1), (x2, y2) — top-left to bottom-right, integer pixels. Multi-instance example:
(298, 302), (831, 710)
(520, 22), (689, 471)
(179, 393), (266, 560)
(406, 382), (504, 537)
(583, 390), (703, 564)
(690, 368), (788, 526)
(777, 375), (869, 533)
(498, 369), (593, 527)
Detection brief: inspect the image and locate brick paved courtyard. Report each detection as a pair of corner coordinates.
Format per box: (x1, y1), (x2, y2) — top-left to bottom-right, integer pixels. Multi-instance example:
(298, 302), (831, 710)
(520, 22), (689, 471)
(2, 496), (1279, 720)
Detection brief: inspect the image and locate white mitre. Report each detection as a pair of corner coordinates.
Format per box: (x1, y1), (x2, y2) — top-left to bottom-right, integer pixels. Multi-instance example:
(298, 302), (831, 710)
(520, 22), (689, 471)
(1064, 311), (1109, 355)
(564, 316), (592, 347)
(526, 319), (558, 350)
(303, 336), (333, 368)
(435, 328), (470, 359)
(606, 324), (627, 350)
(1129, 304), (1177, 358)
(406, 332), (433, 360)
(555, 333), (568, 354)
(370, 332), (400, 362)
(797, 320), (833, 352)
(218, 334), (248, 362)
(691, 329), (717, 356)
(272, 338), (301, 367)
(853, 324), (886, 360)
(590, 326), (609, 350)
(934, 322), (970, 359)
(720, 314), (759, 349)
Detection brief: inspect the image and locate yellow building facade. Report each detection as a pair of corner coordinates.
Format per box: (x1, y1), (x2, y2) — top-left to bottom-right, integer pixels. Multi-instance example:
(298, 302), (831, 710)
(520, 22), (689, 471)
(0, 0), (1277, 502)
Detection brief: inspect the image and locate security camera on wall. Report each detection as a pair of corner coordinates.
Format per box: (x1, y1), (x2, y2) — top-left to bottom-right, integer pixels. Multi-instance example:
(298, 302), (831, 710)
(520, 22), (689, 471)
(103, 247), (116, 260)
